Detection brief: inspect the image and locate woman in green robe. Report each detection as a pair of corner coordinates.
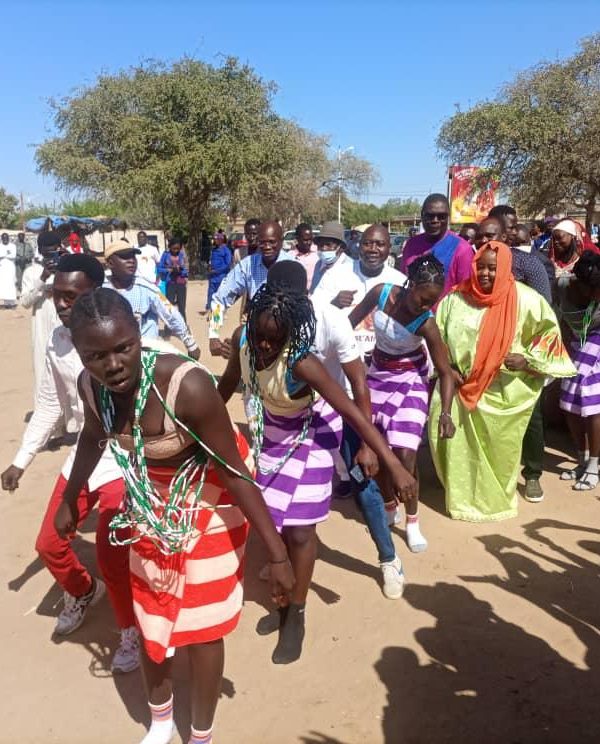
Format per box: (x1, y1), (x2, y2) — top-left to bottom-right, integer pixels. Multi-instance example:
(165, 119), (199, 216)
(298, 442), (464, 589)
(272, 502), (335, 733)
(429, 241), (575, 522)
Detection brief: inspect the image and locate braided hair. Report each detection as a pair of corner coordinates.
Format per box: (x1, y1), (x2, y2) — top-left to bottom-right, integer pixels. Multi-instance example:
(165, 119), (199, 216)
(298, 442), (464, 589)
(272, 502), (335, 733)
(246, 279), (316, 369)
(407, 254), (445, 287)
(573, 250), (600, 288)
(70, 287), (139, 341)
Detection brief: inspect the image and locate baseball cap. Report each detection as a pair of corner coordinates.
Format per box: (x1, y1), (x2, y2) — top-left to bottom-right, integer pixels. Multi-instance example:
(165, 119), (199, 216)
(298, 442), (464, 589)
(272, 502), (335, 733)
(104, 239), (141, 260)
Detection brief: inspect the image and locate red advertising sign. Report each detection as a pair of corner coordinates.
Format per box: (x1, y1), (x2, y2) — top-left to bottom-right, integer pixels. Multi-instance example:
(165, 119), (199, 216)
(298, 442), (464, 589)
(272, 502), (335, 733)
(449, 166), (498, 223)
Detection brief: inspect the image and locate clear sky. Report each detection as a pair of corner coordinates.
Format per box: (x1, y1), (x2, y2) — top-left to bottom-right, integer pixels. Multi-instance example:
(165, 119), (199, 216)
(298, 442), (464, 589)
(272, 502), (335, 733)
(1, 0), (598, 210)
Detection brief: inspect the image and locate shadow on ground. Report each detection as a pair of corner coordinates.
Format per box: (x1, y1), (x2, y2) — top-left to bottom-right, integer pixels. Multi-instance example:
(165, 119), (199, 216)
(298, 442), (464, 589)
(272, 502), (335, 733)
(375, 519), (600, 743)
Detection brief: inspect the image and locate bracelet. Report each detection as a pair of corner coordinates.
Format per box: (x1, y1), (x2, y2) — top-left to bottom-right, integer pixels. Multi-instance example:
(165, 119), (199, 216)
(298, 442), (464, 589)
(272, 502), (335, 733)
(269, 557), (289, 565)
(439, 412), (452, 419)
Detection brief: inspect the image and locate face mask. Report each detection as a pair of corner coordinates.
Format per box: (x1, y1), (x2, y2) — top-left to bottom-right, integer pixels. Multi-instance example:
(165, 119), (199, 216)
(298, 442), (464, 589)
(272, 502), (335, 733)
(319, 250), (338, 266)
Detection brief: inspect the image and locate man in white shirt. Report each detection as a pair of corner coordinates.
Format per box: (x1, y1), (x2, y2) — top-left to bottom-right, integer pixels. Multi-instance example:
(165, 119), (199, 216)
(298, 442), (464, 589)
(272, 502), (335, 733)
(135, 230), (161, 284)
(312, 224), (408, 599)
(0, 232), (17, 307)
(1, 253), (139, 674)
(20, 231), (64, 403)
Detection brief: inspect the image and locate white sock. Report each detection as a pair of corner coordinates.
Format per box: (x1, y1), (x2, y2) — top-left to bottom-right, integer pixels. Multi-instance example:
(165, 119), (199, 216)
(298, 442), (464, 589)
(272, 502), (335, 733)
(580, 449), (590, 466)
(406, 513), (428, 553)
(586, 456), (599, 472)
(189, 725), (213, 743)
(140, 696), (175, 744)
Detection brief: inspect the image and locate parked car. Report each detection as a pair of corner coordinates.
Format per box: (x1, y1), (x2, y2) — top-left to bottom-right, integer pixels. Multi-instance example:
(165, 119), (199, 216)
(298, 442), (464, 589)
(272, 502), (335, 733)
(229, 231), (247, 251)
(282, 227), (321, 251)
(283, 230), (297, 251)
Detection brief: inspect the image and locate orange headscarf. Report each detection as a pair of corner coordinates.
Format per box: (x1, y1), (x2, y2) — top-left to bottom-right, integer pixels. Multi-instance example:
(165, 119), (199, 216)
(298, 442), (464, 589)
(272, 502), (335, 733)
(456, 241), (517, 410)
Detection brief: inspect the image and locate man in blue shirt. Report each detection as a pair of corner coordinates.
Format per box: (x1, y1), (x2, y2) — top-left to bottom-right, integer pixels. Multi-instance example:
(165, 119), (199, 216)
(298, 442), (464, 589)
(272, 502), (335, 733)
(208, 221), (292, 357)
(204, 239), (232, 312)
(103, 240), (200, 359)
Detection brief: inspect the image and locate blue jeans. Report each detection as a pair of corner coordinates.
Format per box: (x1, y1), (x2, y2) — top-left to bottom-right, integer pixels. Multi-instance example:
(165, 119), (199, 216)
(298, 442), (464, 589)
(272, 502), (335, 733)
(341, 423), (395, 564)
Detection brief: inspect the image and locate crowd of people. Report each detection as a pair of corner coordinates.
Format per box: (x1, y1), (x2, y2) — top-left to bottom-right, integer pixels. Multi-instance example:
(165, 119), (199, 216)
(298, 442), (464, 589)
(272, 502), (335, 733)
(1, 195), (598, 743)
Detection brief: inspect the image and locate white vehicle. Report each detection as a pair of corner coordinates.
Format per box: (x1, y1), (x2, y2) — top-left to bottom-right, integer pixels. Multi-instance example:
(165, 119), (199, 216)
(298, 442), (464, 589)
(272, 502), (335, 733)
(283, 230), (297, 251)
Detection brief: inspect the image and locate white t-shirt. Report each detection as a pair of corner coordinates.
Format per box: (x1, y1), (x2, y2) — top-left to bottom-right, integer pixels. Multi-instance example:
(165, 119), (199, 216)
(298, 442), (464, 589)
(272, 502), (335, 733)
(136, 244), (161, 284)
(312, 297), (360, 393)
(312, 259), (407, 357)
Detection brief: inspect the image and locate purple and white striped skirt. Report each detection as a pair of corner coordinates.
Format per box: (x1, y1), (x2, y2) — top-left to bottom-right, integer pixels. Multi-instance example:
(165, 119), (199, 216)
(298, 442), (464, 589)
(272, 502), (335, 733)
(256, 398), (343, 531)
(560, 332), (600, 417)
(367, 347), (430, 452)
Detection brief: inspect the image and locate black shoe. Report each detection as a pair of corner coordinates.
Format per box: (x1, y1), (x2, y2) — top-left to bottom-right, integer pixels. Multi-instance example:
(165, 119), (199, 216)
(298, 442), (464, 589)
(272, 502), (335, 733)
(272, 604), (305, 664)
(256, 607), (287, 636)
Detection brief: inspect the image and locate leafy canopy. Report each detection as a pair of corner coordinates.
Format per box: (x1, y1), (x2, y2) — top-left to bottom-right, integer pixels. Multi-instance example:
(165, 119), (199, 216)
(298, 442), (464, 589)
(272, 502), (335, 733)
(437, 34), (600, 223)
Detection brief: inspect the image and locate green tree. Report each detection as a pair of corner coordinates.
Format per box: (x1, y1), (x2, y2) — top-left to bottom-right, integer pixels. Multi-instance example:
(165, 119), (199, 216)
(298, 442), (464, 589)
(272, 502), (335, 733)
(36, 57), (350, 254)
(0, 187), (19, 228)
(437, 34), (600, 228)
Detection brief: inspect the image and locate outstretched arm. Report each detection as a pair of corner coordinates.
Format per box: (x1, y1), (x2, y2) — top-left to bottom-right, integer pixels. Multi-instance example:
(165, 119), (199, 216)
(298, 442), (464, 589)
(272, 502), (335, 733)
(420, 318), (456, 439)
(217, 326), (243, 403)
(54, 381), (108, 537)
(293, 355), (416, 501)
(178, 368), (294, 605)
(348, 284), (383, 328)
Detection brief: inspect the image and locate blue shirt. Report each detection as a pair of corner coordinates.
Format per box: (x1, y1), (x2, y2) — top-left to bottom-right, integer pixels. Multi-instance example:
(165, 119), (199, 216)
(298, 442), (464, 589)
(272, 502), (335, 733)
(157, 251), (188, 284)
(209, 250), (292, 339)
(104, 275), (198, 350)
(510, 248), (554, 304)
(210, 245), (232, 276)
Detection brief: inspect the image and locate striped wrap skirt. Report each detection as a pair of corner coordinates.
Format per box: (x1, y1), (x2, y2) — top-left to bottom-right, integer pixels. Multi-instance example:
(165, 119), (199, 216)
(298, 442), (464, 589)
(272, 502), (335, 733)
(367, 347), (430, 452)
(560, 332), (600, 417)
(129, 431), (251, 664)
(256, 397), (343, 531)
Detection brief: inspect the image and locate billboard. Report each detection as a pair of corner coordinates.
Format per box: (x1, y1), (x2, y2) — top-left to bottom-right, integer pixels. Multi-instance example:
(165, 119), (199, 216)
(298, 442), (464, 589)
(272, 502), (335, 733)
(449, 166), (498, 224)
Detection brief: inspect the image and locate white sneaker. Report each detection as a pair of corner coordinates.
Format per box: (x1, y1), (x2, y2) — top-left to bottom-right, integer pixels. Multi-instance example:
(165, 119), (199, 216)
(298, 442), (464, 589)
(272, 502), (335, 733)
(385, 503), (402, 527)
(54, 578), (106, 636)
(380, 556), (405, 600)
(111, 626), (141, 673)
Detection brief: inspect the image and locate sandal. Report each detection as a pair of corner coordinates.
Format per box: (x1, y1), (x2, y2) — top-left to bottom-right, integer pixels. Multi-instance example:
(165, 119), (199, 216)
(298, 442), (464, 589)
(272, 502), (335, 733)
(573, 471), (598, 491)
(560, 465), (585, 481)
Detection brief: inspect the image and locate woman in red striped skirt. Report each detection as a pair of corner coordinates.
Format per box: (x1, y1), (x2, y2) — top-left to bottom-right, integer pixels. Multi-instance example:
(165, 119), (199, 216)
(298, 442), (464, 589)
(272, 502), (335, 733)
(54, 287), (294, 744)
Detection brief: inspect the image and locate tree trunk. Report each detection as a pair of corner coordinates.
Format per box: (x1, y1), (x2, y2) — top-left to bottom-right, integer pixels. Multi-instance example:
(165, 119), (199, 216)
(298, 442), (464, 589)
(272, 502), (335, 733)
(585, 189), (597, 234)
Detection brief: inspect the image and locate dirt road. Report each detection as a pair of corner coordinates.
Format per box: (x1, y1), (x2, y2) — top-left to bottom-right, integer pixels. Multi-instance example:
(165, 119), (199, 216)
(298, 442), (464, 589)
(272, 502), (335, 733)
(1, 281), (598, 743)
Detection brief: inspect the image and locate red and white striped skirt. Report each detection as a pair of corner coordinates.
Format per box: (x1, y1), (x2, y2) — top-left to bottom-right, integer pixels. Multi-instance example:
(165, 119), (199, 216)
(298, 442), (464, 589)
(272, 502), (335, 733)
(129, 434), (251, 664)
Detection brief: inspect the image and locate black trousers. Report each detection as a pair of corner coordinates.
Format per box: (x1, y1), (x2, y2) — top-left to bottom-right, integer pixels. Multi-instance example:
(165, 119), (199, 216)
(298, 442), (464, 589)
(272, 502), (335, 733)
(521, 394), (544, 480)
(166, 282), (187, 322)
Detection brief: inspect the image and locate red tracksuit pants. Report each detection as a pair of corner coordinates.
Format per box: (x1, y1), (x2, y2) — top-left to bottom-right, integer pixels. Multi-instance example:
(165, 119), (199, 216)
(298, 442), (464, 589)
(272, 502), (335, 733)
(35, 474), (135, 629)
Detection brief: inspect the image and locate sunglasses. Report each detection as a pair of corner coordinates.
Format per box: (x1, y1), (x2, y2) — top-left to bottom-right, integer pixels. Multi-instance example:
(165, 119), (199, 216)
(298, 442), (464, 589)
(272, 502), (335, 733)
(423, 212), (449, 221)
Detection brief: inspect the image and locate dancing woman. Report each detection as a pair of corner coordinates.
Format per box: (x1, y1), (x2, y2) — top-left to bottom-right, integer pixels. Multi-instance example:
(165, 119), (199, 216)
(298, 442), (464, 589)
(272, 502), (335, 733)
(557, 251), (600, 489)
(54, 287), (294, 744)
(429, 241), (575, 522)
(218, 275), (416, 664)
(348, 255), (457, 552)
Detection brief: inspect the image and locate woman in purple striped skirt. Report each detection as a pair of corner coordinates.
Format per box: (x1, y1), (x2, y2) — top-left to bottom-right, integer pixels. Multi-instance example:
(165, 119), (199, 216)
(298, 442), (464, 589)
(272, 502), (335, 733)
(219, 265), (417, 665)
(349, 256), (457, 552)
(557, 251), (600, 490)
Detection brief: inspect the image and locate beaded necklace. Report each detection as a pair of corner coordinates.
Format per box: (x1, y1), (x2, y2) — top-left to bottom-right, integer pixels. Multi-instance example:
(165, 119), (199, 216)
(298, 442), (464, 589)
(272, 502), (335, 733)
(100, 348), (253, 555)
(579, 301), (598, 347)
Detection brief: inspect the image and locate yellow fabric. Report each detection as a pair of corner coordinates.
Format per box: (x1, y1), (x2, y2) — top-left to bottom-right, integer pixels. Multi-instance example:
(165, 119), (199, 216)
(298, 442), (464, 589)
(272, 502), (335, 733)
(429, 282), (575, 522)
(240, 341), (314, 417)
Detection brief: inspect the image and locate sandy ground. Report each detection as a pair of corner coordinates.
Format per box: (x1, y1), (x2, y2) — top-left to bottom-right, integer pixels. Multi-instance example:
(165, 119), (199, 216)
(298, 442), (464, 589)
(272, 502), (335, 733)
(1, 280), (599, 744)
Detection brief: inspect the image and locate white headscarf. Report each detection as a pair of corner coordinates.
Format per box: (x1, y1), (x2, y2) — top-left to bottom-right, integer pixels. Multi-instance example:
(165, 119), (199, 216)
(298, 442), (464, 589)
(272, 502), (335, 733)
(552, 219), (578, 237)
